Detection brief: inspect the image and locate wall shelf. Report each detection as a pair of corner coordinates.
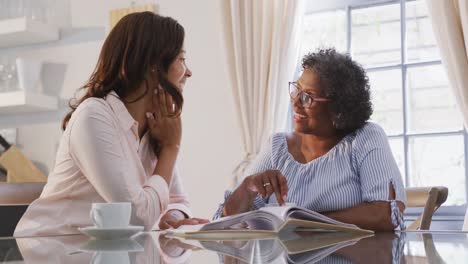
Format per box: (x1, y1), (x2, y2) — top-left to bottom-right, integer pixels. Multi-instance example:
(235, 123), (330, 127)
(0, 91), (58, 114)
(0, 17), (59, 48)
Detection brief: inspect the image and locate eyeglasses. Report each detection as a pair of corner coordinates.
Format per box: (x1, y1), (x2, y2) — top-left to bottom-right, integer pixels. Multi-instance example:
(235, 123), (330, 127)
(288, 82), (329, 108)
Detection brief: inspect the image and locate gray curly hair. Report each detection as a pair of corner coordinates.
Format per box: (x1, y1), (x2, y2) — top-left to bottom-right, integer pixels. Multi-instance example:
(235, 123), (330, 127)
(302, 48), (373, 134)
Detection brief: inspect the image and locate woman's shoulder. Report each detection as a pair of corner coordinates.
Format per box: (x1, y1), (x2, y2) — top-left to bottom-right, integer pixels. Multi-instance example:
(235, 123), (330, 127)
(73, 97), (113, 117)
(67, 97), (113, 130)
(268, 132), (309, 151)
(268, 132), (289, 149)
(257, 132), (288, 159)
(351, 122), (390, 151)
(261, 132), (291, 167)
(355, 122), (387, 137)
(77, 97), (109, 110)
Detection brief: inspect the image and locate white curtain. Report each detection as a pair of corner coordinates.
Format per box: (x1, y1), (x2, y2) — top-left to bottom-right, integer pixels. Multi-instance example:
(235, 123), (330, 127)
(220, 0), (304, 185)
(425, 0), (468, 230)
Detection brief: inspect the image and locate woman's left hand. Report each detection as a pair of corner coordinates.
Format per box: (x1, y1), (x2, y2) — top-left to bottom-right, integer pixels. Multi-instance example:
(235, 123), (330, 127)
(159, 210), (210, 230)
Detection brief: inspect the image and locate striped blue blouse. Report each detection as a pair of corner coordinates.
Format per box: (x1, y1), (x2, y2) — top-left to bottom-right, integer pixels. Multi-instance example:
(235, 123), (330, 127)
(214, 122), (406, 229)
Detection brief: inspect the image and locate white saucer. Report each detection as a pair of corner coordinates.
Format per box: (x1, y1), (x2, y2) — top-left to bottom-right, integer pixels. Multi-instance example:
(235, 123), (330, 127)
(78, 225), (144, 240)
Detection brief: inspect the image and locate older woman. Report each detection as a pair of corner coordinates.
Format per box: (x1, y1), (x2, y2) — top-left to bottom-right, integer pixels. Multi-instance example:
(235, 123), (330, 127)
(215, 48), (406, 231)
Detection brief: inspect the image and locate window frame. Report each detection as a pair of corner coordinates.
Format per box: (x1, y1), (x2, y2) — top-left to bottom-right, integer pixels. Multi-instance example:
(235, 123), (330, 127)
(299, 0), (467, 219)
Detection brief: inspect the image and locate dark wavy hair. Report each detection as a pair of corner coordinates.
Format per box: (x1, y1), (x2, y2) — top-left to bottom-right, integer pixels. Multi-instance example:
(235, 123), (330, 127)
(62, 12), (185, 130)
(302, 48), (373, 134)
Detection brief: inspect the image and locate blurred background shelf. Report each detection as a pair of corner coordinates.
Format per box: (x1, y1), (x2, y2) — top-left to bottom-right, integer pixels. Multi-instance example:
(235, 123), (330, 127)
(0, 17), (59, 48)
(0, 91), (58, 114)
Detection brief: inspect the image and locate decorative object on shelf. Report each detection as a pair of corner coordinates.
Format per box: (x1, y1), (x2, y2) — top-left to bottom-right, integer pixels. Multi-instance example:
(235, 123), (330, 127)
(0, 55), (18, 92)
(0, 134), (47, 182)
(16, 57), (43, 92)
(109, 2), (158, 29)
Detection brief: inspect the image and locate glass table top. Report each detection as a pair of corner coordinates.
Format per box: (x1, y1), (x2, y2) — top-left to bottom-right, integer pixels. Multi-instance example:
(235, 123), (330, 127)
(0, 230), (467, 263)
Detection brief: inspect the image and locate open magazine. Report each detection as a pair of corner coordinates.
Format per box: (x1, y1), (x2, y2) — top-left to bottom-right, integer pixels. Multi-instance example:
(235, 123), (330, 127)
(169, 231), (373, 264)
(166, 205), (373, 240)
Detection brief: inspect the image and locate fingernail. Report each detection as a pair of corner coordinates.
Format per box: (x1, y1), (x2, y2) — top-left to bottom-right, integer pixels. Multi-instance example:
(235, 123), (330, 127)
(283, 195), (287, 201)
(158, 84), (163, 90)
(146, 112), (152, 118)
(154, 88), (158, 94)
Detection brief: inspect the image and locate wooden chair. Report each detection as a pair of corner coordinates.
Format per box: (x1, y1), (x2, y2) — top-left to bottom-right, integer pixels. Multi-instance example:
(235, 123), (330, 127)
(0, 182), (45, 237)
(405, 186), (448, 230)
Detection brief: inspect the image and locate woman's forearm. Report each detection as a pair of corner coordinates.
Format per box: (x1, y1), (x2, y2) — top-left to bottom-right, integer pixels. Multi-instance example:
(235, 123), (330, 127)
(321, 201), (403, 231)
(153, 145), (179, 185)
(223, 183), (257, 216)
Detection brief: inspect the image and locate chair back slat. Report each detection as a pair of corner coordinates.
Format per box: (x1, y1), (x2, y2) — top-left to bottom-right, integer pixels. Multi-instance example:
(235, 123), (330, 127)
(405, 186), (448, 230)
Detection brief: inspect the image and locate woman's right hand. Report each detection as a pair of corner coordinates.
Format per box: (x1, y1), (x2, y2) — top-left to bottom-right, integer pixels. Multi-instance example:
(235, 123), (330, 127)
(240, 170), (289, 205)
(146, 86), (181, 148)
(223, 170), (289, 216)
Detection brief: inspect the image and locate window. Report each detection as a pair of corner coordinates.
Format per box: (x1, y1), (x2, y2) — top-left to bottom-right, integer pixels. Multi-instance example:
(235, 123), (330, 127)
(298, 0), (467, 215)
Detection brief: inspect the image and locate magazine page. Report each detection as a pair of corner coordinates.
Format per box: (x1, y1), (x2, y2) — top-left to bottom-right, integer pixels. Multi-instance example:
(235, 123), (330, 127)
(258, 204), (294, 220)
(168, 209), (284, 239)
(165, 229), (277, 241)
(279, 219), (374, 235)
(201, 210), (283, 231)
(171, 210), (257, 233)
(260, 204), (357, 228)
(287, 207), (357, 227)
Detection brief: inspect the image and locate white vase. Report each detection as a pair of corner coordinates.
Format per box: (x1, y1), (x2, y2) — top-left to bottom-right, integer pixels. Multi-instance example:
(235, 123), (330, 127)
(15, 58), (43, 92)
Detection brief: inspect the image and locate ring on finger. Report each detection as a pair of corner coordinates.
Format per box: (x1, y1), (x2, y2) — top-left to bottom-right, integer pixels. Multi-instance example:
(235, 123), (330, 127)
(263, 182), (271, 188)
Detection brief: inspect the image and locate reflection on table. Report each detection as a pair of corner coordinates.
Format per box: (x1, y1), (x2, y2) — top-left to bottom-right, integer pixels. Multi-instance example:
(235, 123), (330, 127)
(0, 231), (467, 263)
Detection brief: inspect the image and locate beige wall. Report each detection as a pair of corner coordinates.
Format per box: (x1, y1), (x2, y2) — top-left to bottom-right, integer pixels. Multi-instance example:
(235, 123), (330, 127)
(5, 0), (242, 219)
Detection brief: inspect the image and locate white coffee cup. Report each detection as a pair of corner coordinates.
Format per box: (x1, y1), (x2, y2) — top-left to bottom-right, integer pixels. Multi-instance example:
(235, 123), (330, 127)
(90, 202), (131, 228)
